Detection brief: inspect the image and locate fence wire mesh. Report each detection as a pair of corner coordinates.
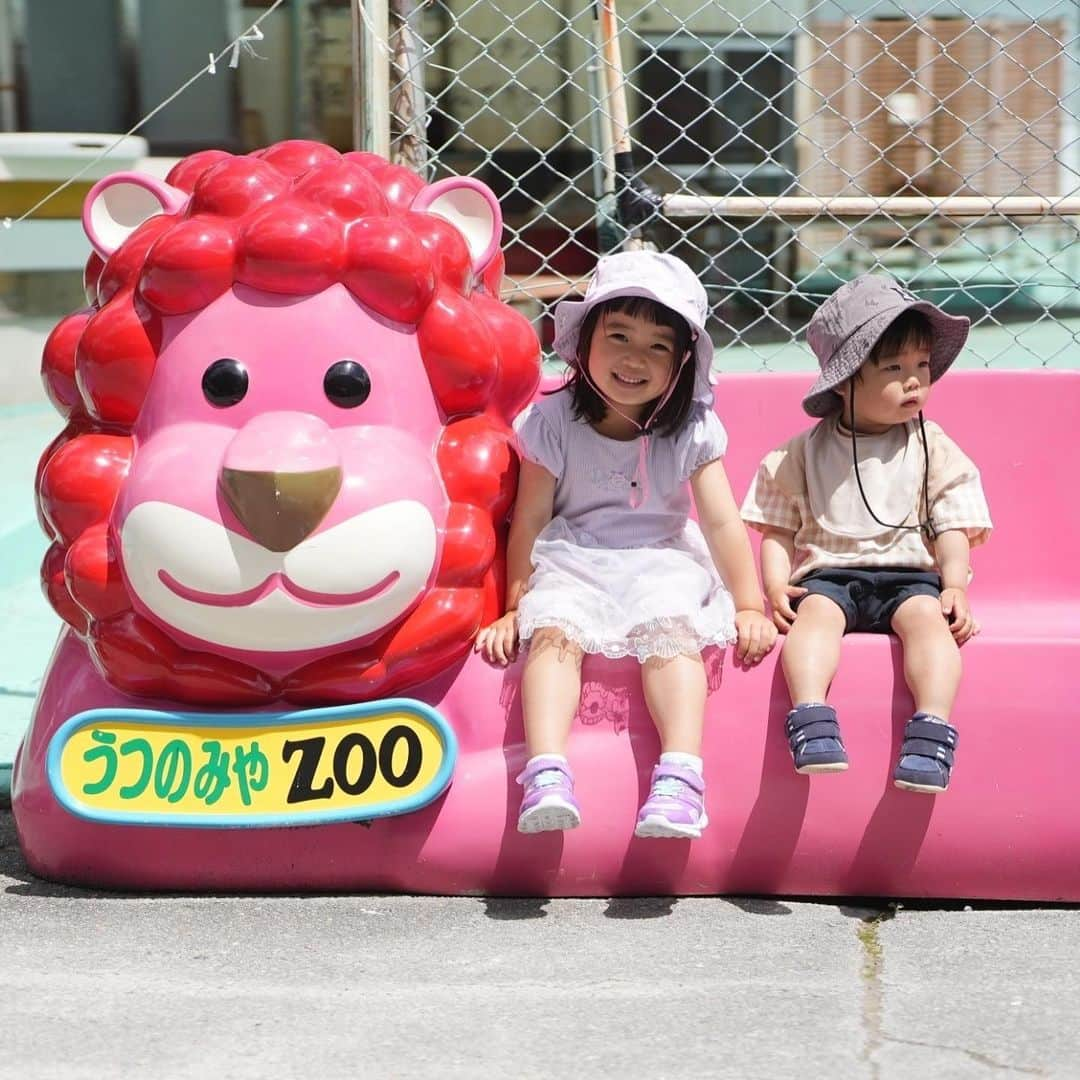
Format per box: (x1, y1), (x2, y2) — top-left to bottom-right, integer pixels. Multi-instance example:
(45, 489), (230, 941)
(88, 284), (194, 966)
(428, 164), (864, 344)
(381, 0), (1080, 370)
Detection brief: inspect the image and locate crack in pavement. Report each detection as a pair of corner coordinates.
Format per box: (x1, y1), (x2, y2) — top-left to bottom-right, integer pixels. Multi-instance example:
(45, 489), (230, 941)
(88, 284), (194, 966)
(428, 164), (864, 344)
(856, 906), (894, 1080)
(877, 1035), (1047, 1075)
(855, 904), (1047, 1078)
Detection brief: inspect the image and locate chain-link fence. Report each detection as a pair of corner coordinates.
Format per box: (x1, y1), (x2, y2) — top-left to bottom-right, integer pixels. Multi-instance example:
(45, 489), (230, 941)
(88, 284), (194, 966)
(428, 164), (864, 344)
(369, 0), (1080, 370)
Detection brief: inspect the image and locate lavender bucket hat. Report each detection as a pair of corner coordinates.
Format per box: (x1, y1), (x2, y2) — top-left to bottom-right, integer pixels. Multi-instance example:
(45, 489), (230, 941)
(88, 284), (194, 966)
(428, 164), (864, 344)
(552, 251), (716, 405)
(803, 274), (970, 418)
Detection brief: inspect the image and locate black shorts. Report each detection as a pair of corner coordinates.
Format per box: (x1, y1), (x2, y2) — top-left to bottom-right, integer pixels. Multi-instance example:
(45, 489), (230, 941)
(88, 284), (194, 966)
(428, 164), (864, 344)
(791, 568), (942, 634)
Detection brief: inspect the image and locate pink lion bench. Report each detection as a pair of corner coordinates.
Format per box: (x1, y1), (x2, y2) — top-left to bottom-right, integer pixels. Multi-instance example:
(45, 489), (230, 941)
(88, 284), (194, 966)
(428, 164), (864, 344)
(12, 140), (1080, 899)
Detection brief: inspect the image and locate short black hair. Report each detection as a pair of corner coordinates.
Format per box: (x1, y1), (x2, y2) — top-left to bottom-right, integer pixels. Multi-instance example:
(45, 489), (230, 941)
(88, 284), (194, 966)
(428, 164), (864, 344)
(552, 295), (698, 437)
(867, 308), (933, 364)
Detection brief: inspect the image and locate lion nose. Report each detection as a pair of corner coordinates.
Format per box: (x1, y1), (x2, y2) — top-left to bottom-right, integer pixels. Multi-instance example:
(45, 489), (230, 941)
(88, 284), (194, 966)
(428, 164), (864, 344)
(220, 466), (342, 552)
(220, 413), (342, 552)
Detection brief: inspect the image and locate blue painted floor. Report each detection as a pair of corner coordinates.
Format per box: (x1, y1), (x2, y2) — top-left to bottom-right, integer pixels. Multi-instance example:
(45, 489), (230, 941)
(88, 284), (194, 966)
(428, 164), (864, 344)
(0, 404), (62, 799)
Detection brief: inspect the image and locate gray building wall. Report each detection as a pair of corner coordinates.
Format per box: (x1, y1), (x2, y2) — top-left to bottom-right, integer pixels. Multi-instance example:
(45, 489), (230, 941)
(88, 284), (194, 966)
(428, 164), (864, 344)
(11, 0), (239, 152)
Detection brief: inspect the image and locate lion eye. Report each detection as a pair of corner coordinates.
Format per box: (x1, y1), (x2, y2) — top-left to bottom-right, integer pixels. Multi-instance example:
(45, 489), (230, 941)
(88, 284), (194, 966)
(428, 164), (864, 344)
(202, 358), (248, 408)
(324, 360), (371, 408)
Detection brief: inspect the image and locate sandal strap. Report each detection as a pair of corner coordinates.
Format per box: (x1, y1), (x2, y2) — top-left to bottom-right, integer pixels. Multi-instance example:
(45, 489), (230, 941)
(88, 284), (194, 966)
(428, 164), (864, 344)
(899, 738), (955, 768)
(650, 763), (705, 795)
(516, 757), (573, 786)
(785, 705), (838, 736)
(904, 717), (959, 748)
(788, 719), (844, 745)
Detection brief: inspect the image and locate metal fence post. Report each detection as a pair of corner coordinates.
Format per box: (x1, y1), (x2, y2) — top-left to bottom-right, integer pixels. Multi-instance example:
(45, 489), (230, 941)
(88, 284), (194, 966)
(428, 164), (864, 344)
(353, 0), (390, 156)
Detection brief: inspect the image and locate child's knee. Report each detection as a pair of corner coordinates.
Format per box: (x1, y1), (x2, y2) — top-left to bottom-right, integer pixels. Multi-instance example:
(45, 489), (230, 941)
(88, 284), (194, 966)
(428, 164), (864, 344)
(529, 627), (585, 662)
(891, 593), (947, 634)
(641, 650), (705, 674)
(791, 592), (848, 631)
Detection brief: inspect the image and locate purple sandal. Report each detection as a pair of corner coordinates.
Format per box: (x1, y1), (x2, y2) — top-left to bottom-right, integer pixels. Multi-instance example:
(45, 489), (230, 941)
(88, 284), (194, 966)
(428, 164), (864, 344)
(634, 763), (708, 839)
(516, 756), (582, 833)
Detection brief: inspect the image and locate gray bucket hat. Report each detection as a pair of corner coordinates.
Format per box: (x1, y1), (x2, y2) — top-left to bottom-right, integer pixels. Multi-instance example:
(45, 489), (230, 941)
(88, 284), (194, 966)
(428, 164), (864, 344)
(552, 251), (715, 405)
(803, 274), (970, 418)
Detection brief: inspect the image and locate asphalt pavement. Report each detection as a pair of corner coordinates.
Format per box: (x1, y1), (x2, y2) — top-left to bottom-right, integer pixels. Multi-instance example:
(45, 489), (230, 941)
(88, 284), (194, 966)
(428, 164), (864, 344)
(2, 811), (1077, 1079)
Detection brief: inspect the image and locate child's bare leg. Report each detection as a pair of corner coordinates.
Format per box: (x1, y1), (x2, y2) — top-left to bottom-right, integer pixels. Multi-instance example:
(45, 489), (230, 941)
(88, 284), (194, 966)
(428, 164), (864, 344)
(521, 627), (585, 756)
(636, 651), (708, 838)
(890, 595), (962, 793)
(517, 628), (586, 833)
(781, 594), (847, 704)
(781, 595), (849, 773)
(641, 652), (707, 755)
(890, 595), (961, 720)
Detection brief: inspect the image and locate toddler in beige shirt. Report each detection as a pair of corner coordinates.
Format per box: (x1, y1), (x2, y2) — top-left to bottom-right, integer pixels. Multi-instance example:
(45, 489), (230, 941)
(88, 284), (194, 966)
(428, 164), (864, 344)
(741, 274), (991, 793)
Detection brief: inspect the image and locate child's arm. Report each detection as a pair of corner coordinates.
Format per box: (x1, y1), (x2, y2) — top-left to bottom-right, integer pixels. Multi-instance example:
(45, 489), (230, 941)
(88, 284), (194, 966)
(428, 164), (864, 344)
(474, 459), (556, 665)
(759, 526), (807, 634)
(934, 528), (977, 645)
(692, 459), (777, 664)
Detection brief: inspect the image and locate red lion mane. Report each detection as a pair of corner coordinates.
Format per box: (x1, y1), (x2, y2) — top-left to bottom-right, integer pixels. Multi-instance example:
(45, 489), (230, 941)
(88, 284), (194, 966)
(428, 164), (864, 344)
(37, 141), (540, 705)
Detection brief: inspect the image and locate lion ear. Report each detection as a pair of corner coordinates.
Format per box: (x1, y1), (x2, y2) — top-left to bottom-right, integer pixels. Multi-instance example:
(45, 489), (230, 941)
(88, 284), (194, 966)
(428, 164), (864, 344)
(411, 178), (502, 275)
(83, 172), (189, 258)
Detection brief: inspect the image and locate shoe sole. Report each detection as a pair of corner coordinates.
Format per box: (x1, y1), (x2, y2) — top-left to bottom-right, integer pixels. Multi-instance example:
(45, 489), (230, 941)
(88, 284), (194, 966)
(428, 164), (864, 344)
(634, 814), (708, 840)
(796, 761), (850, 774)
(518, 802), (581, 833)
(894, 778), (946, 794)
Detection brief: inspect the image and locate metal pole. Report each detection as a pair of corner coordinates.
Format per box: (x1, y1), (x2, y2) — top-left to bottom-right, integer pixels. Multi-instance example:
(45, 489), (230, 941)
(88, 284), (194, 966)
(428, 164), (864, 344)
(0, 0), (14, 132)
(389, 0), (427, 174)
(587, 3), (620, 253)
(289, 0), (304, 138)
(353, 0), (390, 156)
(117, 0), (141, 137)
(660, 194), (1080, 219)
(588, 16), (614, 194)
(595, 0), (647, 250)
(595, 0), (630, 159)
(300, 0), (323, 140)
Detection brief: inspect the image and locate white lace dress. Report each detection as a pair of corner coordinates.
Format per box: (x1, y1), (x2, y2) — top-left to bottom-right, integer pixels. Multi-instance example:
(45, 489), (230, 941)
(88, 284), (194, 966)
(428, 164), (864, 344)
(514, 390), (736, 662)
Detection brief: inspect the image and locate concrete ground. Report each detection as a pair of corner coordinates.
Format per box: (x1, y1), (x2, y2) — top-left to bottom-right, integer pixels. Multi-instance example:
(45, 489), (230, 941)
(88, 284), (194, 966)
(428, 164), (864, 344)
(2, 811), (1077, 1079)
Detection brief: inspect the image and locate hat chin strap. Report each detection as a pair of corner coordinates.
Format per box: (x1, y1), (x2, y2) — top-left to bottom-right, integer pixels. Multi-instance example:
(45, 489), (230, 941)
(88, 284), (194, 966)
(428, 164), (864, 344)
(577, 347), (692, 509)
(848, 378), (937, 539)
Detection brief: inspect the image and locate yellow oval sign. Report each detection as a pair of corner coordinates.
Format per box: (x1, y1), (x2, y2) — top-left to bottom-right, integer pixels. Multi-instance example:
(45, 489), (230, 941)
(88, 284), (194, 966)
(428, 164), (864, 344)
(47, 700), (457, 828)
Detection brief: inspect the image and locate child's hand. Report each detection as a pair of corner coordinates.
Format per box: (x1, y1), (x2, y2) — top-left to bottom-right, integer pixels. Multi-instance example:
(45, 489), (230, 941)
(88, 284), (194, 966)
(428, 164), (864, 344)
(475, 611), (520, 665)
(766, 584), (808, 633)
(941, 587), (977, 645)
(733, 609), (777, 665)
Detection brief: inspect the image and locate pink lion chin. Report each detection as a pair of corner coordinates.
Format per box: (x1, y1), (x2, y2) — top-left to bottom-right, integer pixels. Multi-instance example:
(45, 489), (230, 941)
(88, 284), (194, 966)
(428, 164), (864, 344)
(113, 282), (448, 673)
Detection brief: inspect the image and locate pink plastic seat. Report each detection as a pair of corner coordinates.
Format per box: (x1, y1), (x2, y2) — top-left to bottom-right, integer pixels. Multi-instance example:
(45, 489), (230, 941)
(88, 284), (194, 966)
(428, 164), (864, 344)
(14, 369), (1079, 900)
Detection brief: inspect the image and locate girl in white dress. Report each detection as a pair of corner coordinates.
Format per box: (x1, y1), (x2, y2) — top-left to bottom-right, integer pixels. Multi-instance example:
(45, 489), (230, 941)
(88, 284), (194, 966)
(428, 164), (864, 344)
(476, 252), (776, 838)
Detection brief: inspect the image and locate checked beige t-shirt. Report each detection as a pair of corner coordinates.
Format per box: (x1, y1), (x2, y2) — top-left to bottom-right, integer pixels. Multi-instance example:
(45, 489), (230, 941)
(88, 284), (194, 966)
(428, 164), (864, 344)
(741, 416), (992, 582)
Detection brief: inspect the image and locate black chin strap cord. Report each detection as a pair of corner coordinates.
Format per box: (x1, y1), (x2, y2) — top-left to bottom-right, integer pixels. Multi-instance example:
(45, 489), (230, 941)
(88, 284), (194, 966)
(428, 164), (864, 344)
(848, 378), (937, 541)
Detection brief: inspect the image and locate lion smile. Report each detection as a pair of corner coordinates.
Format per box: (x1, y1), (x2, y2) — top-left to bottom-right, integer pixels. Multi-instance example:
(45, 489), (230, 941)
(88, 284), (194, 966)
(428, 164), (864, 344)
(120, 500), (437, 652)
(158, 567), (401, 609)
